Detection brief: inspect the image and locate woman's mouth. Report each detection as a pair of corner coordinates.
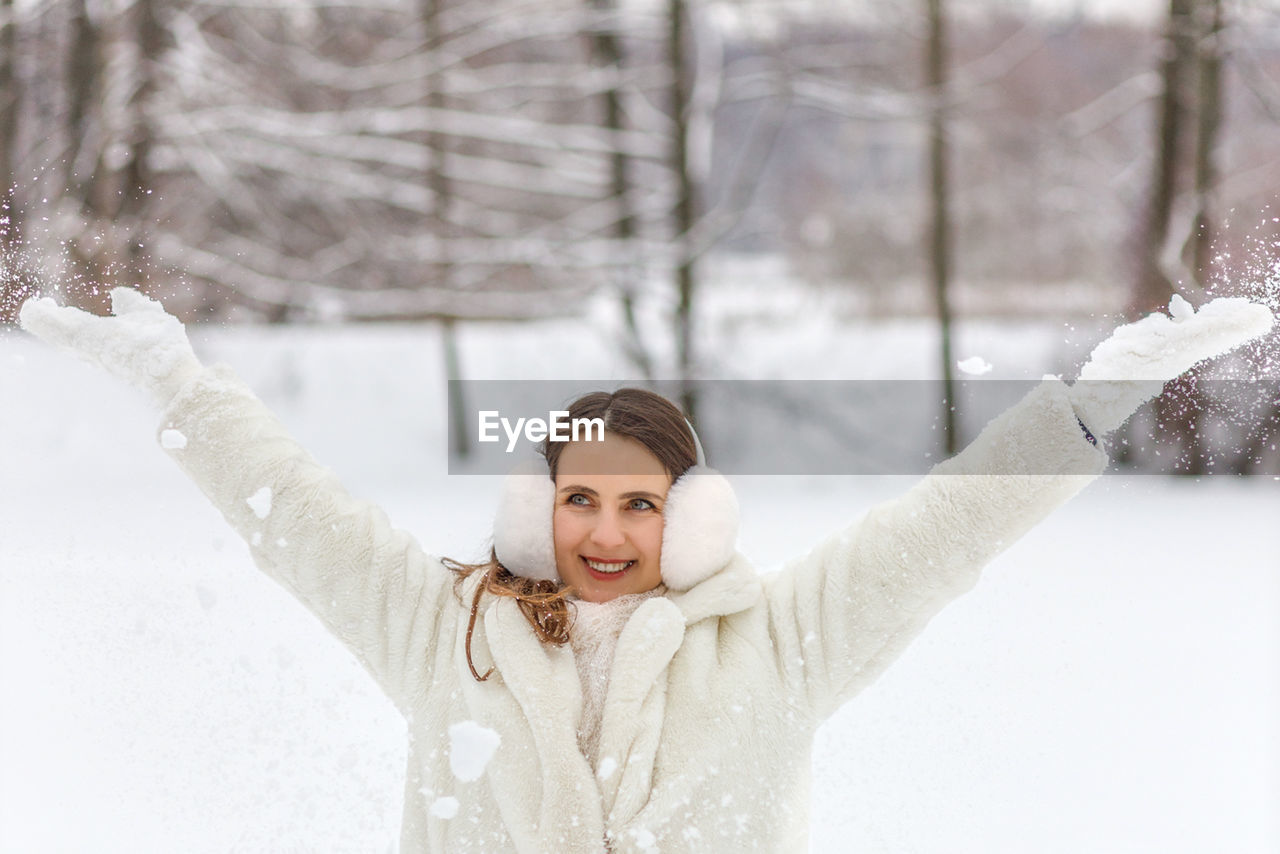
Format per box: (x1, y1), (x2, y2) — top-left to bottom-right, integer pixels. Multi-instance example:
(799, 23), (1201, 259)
(582, 557), (636, 580)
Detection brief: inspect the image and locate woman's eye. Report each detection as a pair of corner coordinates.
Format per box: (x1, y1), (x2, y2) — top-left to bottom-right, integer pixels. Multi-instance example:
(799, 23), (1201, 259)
(629, 498), (656, 511)
(568, 494), (591, 507)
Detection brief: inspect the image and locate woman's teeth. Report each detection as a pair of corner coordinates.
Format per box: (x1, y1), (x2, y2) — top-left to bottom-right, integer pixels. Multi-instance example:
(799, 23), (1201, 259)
(585, 559), (635, 574)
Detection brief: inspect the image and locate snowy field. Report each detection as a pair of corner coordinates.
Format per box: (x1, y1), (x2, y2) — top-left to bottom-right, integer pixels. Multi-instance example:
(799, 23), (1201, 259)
(2, 293), (1278, 852)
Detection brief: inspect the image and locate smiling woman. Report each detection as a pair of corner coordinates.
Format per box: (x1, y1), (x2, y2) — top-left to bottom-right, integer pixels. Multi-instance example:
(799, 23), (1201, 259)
(446, 388), (702, 681)
(551, 431), (671, 602)
(16, 288), (1273, 854)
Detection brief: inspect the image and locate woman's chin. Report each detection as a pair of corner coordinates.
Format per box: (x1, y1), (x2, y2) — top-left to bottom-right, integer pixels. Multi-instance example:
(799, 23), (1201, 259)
(572, 580), (627, 603)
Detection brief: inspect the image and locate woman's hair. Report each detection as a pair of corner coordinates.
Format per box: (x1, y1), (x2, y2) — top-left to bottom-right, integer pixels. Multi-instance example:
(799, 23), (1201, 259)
(542, 389), (699, 481)
(449, 387), (700, 681)
(444, 549), (571, 681)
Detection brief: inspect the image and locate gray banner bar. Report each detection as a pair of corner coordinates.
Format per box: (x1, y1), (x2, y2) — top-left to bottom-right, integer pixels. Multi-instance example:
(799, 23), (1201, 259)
(445, 379), (1280, 475)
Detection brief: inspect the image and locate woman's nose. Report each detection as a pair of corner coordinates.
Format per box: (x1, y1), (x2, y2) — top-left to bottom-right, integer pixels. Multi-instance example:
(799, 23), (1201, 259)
(589, 509), (626, 548)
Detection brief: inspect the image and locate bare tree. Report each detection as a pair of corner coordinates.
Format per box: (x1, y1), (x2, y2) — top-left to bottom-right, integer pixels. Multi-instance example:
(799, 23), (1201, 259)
(119, 0), (165, 263)
(1186, 0), (1223, 282)
(4, 0), (1277, 377)
(61, 0), (116, 311)
(1166, 0), (1225, 474)
(65, 0), (109, 210)
(110, 0), (167, 297)
(1120, 0), (1274, 474)
(1131, 0), (1197, 318)
(140, 1), (656, 322)
(0, 0), (22, 324)
(668, 0), (699, 420)
(422, 0), (453, 288)
(926, 0), (957, 455)
(421, 0), (470, 457)
(1, 0), (17, 232)
(591, 0), (653, 380)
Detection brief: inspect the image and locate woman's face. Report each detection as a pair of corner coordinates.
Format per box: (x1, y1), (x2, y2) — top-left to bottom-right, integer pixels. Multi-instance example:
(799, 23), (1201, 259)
(552, 431), (671, 603)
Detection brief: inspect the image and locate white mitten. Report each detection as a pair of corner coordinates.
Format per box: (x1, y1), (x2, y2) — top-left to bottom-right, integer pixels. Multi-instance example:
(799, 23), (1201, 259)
(18, 287), (204, 408)
(1068, 295), (1274, 436)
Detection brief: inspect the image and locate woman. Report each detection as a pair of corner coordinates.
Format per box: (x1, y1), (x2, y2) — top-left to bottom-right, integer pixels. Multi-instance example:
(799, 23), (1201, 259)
(17, 288), (1272, 852)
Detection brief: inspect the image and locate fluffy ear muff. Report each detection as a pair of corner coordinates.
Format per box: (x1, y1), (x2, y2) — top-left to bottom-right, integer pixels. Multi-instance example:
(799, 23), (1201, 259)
(660, 465), (739, 591)
(492, 459), (560, 583)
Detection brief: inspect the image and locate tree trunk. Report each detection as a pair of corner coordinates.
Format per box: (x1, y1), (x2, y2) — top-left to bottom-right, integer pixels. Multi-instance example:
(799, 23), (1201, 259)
(1, 0), (18, 235)
(442, 316), (470, 460)
(668, 0), (697, 422)
(66, 0), (102, 214)
(422, 0), (469, 457)
(120, 0), (163, 287)
(926, 0), (957, 456)
(1115, 0), (1197, 470)
(122, 0), (160, 209)
(592, 0), (652, 381)
(64, 0), (113, 311)
(1188, 0), (1222, 283)
(1131, 0), (1196, 318)
(0, 0), (22, 323)
(1167, 0), (1225, 475)
(422, 0), (451, 258)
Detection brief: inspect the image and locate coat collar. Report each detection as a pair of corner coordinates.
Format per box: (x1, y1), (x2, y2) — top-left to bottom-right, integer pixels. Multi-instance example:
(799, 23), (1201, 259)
(458, 555), (762, 842)
(474, 595), (607, 852)
(663, 551), (762, 625)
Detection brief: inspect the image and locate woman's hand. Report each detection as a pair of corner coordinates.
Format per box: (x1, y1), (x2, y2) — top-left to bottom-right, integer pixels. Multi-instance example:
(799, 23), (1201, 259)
(1067, 295), (1274, 436)
(19, 287), (203, 408)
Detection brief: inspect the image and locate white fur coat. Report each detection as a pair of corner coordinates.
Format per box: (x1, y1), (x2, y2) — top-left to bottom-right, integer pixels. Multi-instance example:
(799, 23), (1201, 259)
(159, 368), (1106, 852)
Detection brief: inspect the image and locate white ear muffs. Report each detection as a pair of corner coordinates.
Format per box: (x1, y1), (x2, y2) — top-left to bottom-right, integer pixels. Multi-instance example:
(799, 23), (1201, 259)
(491, 423), (740, 591)
(491, 459), (560, 583)
(656, 464), (739, 591)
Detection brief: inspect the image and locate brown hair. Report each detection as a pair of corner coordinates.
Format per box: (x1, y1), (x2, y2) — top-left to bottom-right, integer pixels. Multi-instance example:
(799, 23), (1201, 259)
(449, 387), (700, 681)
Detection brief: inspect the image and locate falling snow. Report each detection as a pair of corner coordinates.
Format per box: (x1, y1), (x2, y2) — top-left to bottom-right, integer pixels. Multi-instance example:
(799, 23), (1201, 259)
(246, 487), (272, 520)
(448, 721), (501, 782)
(160, 429), (188, 450)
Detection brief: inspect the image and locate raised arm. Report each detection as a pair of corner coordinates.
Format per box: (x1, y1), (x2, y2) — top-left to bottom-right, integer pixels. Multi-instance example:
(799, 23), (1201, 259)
(19, 289), (451, 713)
(765, 296), (1274, 722)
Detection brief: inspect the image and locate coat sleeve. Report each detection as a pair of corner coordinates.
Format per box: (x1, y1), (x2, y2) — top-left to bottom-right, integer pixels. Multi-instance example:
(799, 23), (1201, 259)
(156, 364), (453, 714)
(762, 377), (1108, 722)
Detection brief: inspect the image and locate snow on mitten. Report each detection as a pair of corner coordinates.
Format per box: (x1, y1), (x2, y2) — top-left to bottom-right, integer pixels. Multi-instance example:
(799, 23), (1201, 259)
(19, 287), (204, 408)
(1067, 295), (1274, 436)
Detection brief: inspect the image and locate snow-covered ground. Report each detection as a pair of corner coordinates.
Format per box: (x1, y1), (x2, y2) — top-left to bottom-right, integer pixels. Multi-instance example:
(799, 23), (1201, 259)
(1, 299), (1277, 852)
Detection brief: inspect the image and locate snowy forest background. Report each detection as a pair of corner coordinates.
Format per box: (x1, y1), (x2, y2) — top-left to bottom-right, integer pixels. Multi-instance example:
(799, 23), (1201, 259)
(1, 0), (1279, 851)
(2, 0), (1280, 468)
